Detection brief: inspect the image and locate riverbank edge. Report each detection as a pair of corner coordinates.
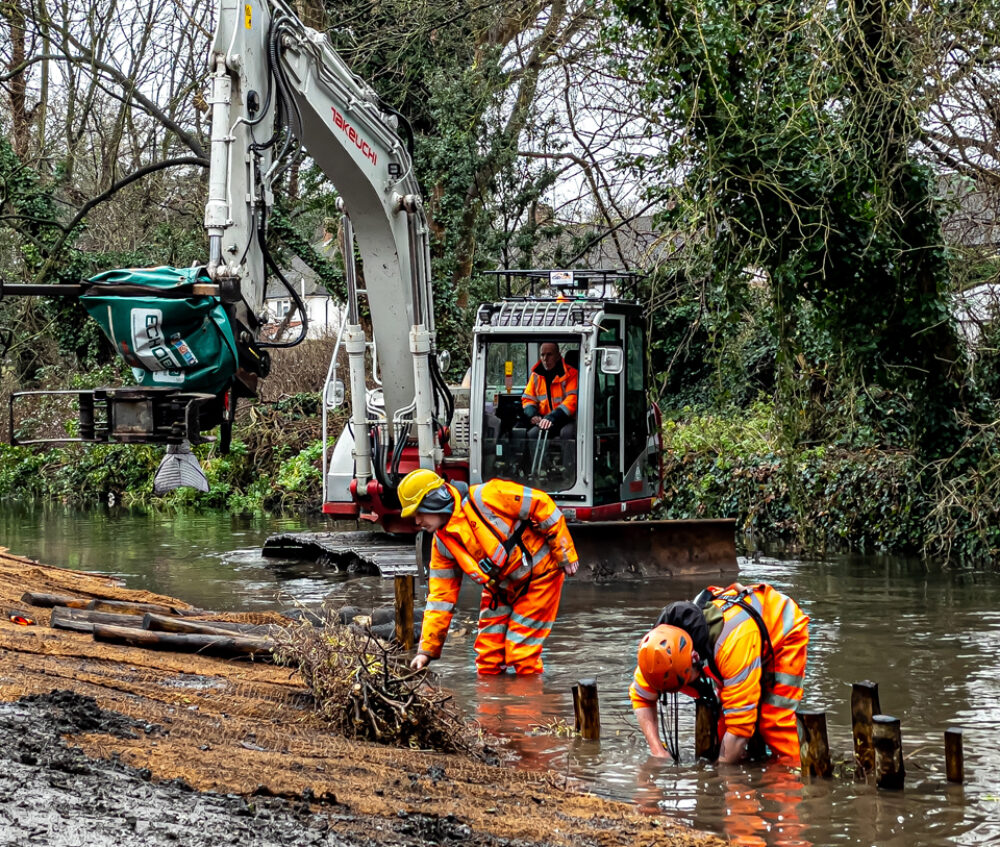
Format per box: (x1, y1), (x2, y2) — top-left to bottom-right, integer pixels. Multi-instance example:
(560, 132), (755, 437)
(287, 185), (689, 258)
(0, 548), (721, 847)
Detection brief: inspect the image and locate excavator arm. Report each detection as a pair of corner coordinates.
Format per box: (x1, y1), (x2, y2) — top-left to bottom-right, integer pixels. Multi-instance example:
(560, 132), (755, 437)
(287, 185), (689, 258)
(7, 0), (444, 492)
(207, 0), (441, 473)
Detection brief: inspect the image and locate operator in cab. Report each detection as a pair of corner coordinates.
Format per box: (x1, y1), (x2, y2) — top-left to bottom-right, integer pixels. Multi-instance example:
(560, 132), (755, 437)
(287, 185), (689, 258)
(399, 469), (579, 675)
(521, 342), (578, 439)
(630, 583), (809, 764)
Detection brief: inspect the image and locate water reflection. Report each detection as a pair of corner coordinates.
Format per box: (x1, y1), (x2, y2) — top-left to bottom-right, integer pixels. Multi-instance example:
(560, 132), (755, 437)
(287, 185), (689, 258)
(3, 507), (1000, 845)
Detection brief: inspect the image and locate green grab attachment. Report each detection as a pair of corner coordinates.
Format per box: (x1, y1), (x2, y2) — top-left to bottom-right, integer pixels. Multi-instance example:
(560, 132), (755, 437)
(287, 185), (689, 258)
(81, 266), (239, 395)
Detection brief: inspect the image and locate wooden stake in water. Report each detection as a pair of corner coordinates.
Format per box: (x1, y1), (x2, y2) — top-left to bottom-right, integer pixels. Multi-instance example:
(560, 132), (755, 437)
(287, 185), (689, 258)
(852, 680), (882, 776)
(572, 679), (600, 740)
(798, 709), (833, 778)
(394, 575), (415, 650)
(945, 727), (964, 784)
(695, 699), (720, 760)
(872, 714), (905, 790)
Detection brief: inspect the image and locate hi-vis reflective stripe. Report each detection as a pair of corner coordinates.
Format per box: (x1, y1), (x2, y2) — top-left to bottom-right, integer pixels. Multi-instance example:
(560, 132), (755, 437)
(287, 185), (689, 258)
(777, 599), (796, 640)
(724, 656), (761, 687)
(773, 671), (804, 688)
(425, 600), (455, 612)
(433, 536), (455, 560)
(715, 608), (751, 656)
(723, 702), (757, 716)
(537, 509), (563, 531)
(511, 611), (554, 630)
(429, 567), (456, 580)
(479, 604), (512, 620)
(506, 629), (547, 646)
(478, 623), (507, 636)
(518, 489), (533, 520)
(631, 681), (658, 701)
(763, 691), (801, 710)
(472, 487), (510, 537)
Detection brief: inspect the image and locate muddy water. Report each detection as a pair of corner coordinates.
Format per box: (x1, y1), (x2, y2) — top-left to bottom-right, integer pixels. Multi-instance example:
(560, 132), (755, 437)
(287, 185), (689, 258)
(3, 504), (1000, 846)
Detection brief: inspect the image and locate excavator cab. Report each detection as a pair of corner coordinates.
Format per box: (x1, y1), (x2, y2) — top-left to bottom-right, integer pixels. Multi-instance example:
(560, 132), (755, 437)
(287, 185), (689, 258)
(467, 270), (661, 519)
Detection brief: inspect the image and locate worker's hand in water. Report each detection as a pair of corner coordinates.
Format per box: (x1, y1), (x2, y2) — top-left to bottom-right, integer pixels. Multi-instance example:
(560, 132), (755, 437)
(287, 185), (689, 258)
(410, 653), (431, 671)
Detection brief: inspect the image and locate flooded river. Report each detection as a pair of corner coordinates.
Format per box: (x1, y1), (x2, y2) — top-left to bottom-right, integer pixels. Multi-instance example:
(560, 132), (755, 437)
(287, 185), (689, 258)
(2, 504), (999, 846)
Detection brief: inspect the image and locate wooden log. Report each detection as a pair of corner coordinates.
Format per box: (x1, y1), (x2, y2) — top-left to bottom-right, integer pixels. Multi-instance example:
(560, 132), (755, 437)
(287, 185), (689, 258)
(21, 592), (92, 609)
(87, 599), (186, 616)
(92, 623), (274, 660)
(852, 680), (882, 776)
(394, 575), (415, 651)
(50, 606), (147, 633)
(872, 714), (905, 790)
(945, 727), (964, 784)
(695, 699), (720, 761)
(798, 709), (833, 778)
(141, 613), (274, 637)
(572, 679), (600, 740)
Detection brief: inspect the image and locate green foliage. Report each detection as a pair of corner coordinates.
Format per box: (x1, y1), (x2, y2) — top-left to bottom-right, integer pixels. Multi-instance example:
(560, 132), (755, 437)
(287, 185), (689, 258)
(614, 0), (986, 458)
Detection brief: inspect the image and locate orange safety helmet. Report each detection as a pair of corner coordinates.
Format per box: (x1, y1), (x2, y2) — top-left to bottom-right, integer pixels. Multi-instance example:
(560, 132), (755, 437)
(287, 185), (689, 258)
(637, 624), (698, 693)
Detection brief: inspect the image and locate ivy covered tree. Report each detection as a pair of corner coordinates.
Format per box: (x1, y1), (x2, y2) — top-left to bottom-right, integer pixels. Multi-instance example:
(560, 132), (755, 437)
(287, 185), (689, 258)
(614, 0), (994, 457)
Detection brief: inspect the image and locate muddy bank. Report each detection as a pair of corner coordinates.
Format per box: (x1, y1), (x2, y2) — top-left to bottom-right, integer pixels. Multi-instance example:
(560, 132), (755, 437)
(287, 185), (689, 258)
(0, 549), (721, 847)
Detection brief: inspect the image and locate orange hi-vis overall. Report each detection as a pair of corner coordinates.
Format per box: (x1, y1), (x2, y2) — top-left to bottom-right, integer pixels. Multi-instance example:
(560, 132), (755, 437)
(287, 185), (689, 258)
(419, 479), (579, 674)
(521, 361), (579, 420)
(630, 583), (809, 761)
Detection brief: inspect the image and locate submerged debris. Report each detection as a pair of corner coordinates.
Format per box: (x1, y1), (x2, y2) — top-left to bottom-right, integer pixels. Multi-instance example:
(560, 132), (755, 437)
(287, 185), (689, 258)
(271, 620), (483, 757)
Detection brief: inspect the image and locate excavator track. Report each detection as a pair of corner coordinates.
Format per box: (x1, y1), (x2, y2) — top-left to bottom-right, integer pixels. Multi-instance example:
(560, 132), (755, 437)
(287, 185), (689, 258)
(262, 531), (418, 578)
(262, 519), (738, 581)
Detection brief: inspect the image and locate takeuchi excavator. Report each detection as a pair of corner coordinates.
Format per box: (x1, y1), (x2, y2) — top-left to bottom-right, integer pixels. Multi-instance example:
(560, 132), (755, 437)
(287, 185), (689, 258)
(6, 0), (737, 580)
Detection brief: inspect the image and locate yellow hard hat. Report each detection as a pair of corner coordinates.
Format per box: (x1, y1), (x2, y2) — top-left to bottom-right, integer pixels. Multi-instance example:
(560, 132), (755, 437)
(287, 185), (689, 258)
(398, 468), (445, 518)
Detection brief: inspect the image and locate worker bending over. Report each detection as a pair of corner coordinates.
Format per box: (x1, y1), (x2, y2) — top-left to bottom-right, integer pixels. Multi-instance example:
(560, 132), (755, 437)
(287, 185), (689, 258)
(400, 469), (579, 674)
(630, 583), (808, 764)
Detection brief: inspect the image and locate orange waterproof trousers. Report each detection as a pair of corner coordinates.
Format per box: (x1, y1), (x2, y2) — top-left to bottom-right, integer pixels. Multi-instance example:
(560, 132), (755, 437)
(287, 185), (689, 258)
(475, 565), (565, 674)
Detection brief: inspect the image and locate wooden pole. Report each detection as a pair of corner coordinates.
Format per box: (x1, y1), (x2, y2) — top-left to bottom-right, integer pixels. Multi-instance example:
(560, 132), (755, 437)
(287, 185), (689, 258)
(872, 714), (905, 790)
(945, 727), (964, 784)
(394, 575), (415, 650)
(50, 606), (147, 633)
(87, 598), (187, 617)
(142, 613), (273, 637)
(852, 680), (882, 776)
(92, 624), (274, 660)
(21, 592), (91, 609)
(572, 679), (600, 740)
(695, 699), (720, 760)
(797, 710), (833, 778)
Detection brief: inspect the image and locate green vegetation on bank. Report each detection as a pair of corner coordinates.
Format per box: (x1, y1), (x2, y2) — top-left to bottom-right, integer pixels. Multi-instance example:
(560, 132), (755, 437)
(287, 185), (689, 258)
(657, 400), (1000, 565)
(0, 393), (329, 516)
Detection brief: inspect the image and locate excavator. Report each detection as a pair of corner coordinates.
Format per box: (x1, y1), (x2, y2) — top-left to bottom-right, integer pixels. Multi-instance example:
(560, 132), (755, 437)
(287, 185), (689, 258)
(5, 0), (737, 580)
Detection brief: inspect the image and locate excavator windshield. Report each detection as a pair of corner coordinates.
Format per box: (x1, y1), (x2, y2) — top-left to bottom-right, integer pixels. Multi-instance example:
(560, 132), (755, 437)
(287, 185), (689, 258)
(479, 338), (580, 491)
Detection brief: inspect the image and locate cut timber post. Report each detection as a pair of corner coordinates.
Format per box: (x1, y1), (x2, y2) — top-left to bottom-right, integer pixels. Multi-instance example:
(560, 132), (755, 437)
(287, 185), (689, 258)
(142, 613), (274, 637)
(92, 623), (274, 660)
(797, 710), (833, 778)
(852, 680), (882, 777)
(21, 592), (91, 609)
(50, 606), (147, 633)
(572, 679), (600, 740)
(695, 699), (720, 760)
(872, 714), (905, 790)
(87, 598), (186, 617)
(945, 727), (964, 784)
(394, 575), (415, 650)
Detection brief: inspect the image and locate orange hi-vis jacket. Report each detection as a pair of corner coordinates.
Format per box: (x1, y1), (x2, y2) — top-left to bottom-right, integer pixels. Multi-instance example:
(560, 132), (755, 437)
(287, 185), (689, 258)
(418, 479), (579, 659)
(630, 584), (809, 741)
(521, 361), (579, 420)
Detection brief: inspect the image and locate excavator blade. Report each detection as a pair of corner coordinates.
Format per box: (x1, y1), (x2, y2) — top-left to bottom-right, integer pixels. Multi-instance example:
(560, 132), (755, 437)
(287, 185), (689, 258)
(570, 519), (739, 581)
